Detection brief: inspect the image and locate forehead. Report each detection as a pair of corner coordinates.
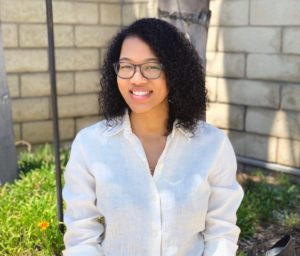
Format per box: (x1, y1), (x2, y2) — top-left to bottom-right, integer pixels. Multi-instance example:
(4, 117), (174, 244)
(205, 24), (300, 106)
(119, 36), (158, 62)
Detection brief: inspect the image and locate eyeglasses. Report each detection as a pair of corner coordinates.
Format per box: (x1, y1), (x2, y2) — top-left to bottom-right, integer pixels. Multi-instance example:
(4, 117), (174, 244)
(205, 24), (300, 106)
(113, 62), (163, 79)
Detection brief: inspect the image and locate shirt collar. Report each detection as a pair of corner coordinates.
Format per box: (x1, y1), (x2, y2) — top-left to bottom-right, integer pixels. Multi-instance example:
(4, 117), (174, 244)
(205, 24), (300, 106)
(101, 109), (132, 137)
(102, 109), (193, 140)
(173, 121), (193, 140)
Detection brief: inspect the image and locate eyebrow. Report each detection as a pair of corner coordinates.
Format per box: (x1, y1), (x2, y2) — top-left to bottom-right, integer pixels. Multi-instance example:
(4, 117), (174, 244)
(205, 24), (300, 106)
(119, 57), (159, 62)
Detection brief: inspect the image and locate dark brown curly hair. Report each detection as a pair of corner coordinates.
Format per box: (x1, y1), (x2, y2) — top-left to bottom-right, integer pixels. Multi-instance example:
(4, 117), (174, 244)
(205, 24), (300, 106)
(99, 18), (207, 134)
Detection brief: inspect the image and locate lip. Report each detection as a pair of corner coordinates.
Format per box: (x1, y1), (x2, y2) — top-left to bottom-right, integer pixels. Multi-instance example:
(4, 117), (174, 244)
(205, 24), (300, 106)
(129, 89), (152, 101)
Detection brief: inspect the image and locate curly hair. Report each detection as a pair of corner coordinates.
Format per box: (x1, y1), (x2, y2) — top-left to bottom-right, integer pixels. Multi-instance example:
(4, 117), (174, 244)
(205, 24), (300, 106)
(99, 18), (207, 134)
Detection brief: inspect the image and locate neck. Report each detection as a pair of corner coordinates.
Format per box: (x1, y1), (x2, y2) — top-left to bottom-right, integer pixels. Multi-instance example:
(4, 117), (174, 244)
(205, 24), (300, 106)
(129, 109), (169, 138)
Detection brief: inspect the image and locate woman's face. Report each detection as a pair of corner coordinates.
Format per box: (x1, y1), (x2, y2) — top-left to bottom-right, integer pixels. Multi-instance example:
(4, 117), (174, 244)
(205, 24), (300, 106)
(117, 36), (169, 115)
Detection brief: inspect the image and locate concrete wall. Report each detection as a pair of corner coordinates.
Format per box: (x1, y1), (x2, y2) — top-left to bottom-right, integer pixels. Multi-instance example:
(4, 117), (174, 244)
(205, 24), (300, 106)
(0, 0), (155, 146)
(206, 0), (300, 168)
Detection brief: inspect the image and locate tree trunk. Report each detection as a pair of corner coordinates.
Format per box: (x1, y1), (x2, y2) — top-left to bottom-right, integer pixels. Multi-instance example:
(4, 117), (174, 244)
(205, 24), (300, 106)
(0, 24), (18, 185)
(158, 0), (211, 61)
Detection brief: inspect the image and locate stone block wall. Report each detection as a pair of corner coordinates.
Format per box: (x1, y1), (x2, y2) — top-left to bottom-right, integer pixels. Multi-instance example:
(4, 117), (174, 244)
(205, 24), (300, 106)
(1, 0), (155, 145)
(206, 0), (300, 168)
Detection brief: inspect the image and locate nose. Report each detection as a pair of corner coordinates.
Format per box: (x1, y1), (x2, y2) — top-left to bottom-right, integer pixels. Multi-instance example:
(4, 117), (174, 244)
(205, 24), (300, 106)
(130, 66), (147, 84)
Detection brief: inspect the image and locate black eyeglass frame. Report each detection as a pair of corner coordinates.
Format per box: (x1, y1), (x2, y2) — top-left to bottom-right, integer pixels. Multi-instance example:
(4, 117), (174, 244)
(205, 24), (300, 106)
(113, 61), (163, 80)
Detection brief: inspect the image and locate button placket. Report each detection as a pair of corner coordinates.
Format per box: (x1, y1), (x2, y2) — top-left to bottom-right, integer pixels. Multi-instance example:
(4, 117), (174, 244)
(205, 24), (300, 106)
(153, 135), (173, 182)
(152, 188), (163, 255)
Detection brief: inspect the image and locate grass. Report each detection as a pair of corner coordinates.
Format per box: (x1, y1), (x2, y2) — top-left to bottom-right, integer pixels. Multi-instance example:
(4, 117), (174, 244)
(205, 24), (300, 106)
(0, 145), (299, 255)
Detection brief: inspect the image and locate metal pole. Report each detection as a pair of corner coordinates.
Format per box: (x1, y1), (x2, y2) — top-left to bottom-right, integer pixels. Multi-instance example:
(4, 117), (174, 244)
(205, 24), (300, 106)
(237, 155), (300, 177)
(45, 0), (64, 233)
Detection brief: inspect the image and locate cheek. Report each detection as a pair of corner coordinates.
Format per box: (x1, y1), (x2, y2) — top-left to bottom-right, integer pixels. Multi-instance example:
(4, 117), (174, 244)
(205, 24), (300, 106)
(161, 86), (169, 98)
(117, 78), (127, 95)
(165, 84), (169, 95)
(160, 79), (169, 96)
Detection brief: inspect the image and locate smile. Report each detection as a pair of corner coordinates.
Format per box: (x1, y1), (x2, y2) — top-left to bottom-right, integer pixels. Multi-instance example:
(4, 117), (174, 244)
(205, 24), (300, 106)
(130, 90), (152, 96)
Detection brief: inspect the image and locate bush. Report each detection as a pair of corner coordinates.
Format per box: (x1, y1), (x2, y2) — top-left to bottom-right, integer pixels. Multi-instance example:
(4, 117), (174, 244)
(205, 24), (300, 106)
(237, 171), (300, 240)
(18, 144), (69, 175)
(0, 146), (67, 255)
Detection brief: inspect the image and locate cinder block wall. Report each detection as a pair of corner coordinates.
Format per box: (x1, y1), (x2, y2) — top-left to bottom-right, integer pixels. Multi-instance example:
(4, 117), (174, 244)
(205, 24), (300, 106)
(1, 0), (155, 145)
(206, 0), (300, 168)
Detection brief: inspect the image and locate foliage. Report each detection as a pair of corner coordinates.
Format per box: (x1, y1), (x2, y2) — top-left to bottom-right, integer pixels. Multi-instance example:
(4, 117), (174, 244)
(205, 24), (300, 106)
(0, 146), (68, 255)
(237, 251), (247, 256)
(18, 144), (69, 175)
(237, 170), (300, 240)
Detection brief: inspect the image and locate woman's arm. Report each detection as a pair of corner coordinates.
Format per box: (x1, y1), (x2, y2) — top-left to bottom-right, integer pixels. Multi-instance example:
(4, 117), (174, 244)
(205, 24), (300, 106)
(63, 134), (105, 256)
(203, 135), (244, 256)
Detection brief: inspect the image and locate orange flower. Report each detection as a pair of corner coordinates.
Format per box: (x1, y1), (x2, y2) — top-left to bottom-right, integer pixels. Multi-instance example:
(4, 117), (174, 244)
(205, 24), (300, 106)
(38, 221), (50, 231)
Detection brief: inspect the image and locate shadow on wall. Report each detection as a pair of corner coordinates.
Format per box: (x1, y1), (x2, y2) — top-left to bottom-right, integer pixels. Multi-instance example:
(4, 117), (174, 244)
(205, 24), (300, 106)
(206, 0), (300, 170)
(120, 0), (158, 27)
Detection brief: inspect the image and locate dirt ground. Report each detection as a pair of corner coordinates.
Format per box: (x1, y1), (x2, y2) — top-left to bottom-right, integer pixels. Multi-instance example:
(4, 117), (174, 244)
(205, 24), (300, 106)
(238, 225), (300, 255)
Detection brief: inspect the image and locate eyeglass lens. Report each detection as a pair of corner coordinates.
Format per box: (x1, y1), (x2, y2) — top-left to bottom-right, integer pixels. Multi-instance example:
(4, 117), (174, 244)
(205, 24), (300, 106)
(114, 62), (162, 79)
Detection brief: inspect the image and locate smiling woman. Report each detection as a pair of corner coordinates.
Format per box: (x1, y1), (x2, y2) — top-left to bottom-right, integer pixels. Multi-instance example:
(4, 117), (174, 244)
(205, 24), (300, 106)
(62, 18), (244, 256)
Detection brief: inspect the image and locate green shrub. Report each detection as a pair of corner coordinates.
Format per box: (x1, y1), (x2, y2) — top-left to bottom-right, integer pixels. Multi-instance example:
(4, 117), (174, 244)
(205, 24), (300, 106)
(18, 144), (69, 175)
(237, 251), (247, 256)
(237, 171), (300, 240)
(0, 146), (67, 255)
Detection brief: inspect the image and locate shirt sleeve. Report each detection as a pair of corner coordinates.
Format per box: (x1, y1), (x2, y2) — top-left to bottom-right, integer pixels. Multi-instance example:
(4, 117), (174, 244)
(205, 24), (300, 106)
(62, 133), (105, 256)
(203, 135), (244, 256)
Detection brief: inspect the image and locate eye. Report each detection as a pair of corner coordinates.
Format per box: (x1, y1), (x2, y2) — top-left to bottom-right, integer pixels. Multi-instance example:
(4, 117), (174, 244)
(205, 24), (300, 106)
(143, 63), (161, 70)
(119, 63), (134, 70)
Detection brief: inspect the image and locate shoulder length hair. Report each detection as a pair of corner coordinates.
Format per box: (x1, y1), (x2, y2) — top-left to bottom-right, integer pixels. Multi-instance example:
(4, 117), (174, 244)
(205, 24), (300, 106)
(99, 18), (207, 134)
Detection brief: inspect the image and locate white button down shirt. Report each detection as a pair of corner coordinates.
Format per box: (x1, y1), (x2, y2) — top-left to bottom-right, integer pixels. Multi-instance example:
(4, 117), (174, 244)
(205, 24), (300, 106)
(63, 113), (244, 256)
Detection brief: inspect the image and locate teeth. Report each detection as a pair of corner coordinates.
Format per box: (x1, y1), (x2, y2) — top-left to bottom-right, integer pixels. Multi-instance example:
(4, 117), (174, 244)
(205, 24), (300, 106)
(132, 91), (150, 96)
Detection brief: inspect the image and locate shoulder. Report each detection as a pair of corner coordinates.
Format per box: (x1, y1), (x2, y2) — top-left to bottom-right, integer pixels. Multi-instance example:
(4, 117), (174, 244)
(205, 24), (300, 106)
(194, 121), (228, 142)
(196, 121), (237, 161)
(74, 118), (122, 145)
(76, 119), (107, 139)
(189, 121), (236, 155)
(177, 120), (229, 147)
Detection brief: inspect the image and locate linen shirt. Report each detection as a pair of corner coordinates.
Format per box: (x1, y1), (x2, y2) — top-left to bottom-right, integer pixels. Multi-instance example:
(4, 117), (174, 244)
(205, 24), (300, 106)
(63, 113), (244, 256)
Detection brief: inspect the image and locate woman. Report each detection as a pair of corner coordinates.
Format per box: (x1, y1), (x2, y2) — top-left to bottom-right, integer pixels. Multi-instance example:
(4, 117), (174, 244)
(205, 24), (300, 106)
(63, 18), (244, 256)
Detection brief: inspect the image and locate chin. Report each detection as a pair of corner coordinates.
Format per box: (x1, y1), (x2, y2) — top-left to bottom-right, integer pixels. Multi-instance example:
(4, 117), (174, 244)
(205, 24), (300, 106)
(128, 106), (152, 114)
